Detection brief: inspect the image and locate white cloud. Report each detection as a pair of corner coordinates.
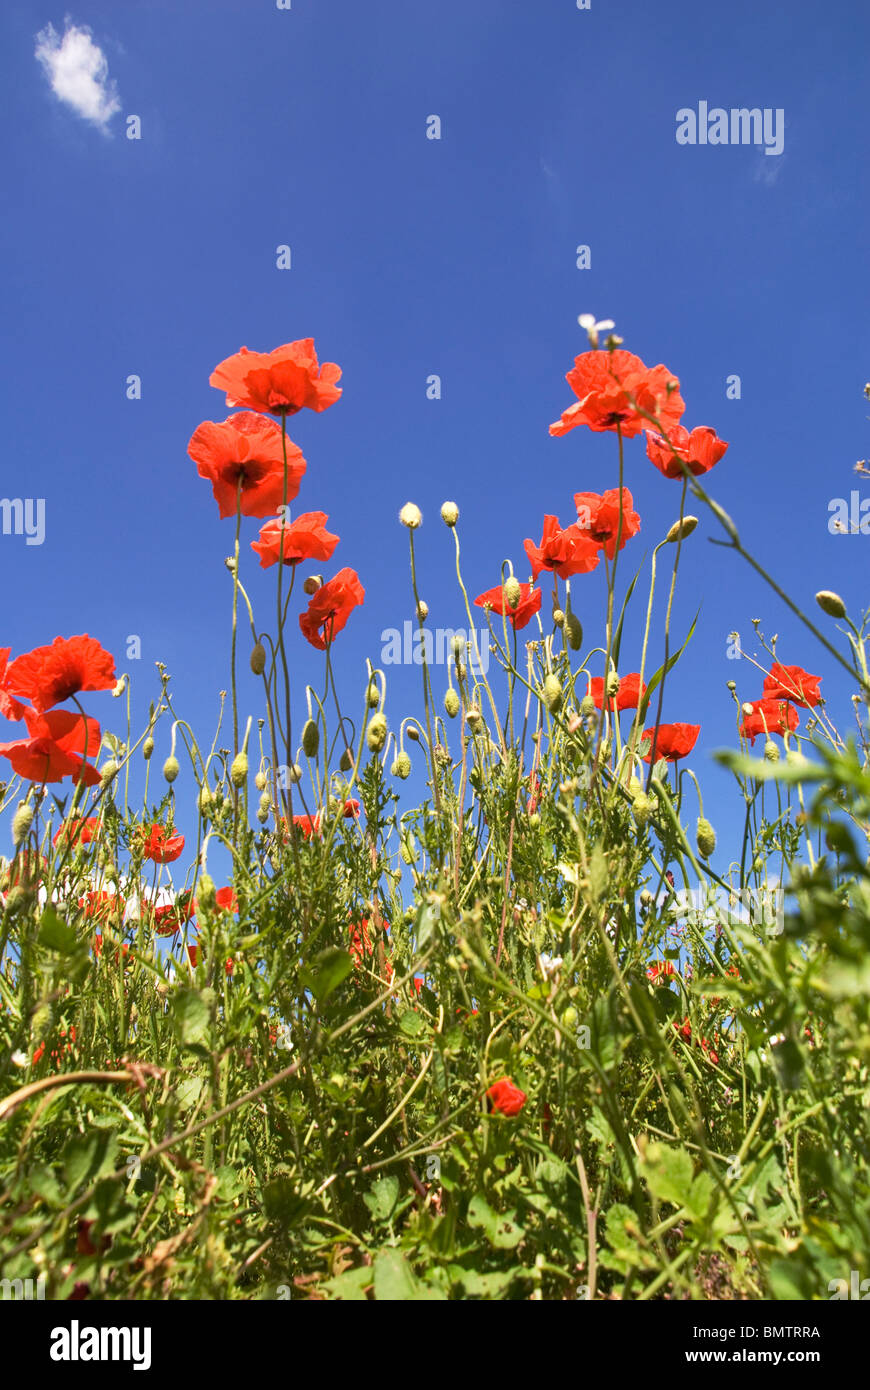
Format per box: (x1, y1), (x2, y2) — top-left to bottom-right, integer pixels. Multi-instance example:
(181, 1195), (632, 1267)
(35, 20), (121, 131)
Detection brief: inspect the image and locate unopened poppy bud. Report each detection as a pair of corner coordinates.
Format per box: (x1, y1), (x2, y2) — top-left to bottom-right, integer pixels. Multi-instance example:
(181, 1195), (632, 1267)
(441, 501), (459, 527)
(444, 689), (460, 718)
(564, 612), (583, 650)
(696, 817), (716, 859)
(99, 760), (119, 786)
(339, 747), (353, 772)
(142, 737), (154, 761)
(640, 888), (653, 907)
(392, 752), (411, 779)
(225, 556), (237, 574)
(628, 776), (644, 798)
(287, 763), (303, 783)
(561, 1005), (579, 1028)
(259, 789), (271, 811)
(198, 784), (213, 814)
(366, 682), (380, 708)
(726, 681), (737, 692)
(528, 812), (541, 828)
(163, 755), (180, 784)
(815, 590), (847, 619)
(197, 874), (217, 912)
(666, 515), (699, 544)
(250, 642), (266, 675)
(552, 608), (565, 627)
(407, 725), (420, 742)
(599, 738), (611, 762)
(366, 713), (387, 752)
(633, 793), (652, 828)
(112, 677), (126, 698)
(416, 600), (429, 621)
(451, 635), (466, 661)
(255, 771), (267, 791)
(465, 708), (482, 731)
(303, 575), (323, 595)
(399, 502), (423, 529)
(580, 694), (596, 717)
(301, 720), (319, 758)
(12, 803), (33, 845)
(764, 739), (780, 762)
(543, 675), (563, 712)
(257, 805), (269, 824)
(230, 752), (248, 786)
(605, 671), (620, 698)
(503, 576), (521, 610)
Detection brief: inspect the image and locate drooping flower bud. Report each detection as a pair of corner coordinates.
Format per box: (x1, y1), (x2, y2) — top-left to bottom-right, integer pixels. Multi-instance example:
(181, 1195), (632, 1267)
(11, 803), (33, 845)
(366, 682), (380, 708)
(142, 736), (154, 761)
(441, 501), (459, 527)
(764, 739), (780, 762)
(815, 590), (847, 619)
(255, 771), (267, 791)
(392, 752), (411, 779)
(407, 725), (420, 742)
(416, 600), (429, 622)
(230, 752), (248, 787)
(366, 713), (387, 752)
(666, 515), (699, 544)
(564, 612), (583, 650)
(339, 747), (353, 772)
(444, 689), (460, 718)
(696, 817), (717, 859)
(503, 576), (521, 610)
(163, 755), (180, 784)
(580, 694), (596, 718)
(197, 874), (217, 913)
(250, 642), (266, 675)
(632, 793), (652, 828)
(399, 502), (423, 529)
(303, 575), (323, 595)
(301, 720), (320, 758)
(552, 608), (565, 627)
(465, 708), (482, 731)
(99, 760), (119, 787)
(605, 671), (620, 698)
(543, 675), (563, 712)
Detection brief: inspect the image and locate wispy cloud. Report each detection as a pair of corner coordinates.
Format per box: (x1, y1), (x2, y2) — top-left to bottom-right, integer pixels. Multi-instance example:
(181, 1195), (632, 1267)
(35, 20), (121, 132)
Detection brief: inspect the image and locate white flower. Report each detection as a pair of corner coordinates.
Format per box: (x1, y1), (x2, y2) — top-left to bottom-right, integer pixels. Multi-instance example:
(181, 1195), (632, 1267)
(539, 952), (564, 980)
(11, 1050), (28, 1068)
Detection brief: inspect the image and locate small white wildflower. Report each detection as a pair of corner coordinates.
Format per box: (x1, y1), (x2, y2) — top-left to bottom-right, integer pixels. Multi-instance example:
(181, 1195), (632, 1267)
(578, 314), (615, 350)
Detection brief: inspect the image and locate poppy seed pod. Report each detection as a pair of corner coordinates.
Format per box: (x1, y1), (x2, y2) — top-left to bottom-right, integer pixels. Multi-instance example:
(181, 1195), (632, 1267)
(580, 694), (596, 717)
(564, 611), (583, 650)
(815, 590), (847, 619)
(666, 515), (699, 544)
(696, 817), (717, 859)
(399, 502), (422, 529)
(444, 689), (460, 718)
(366, 713), (387, 752)
(392, 752), (411, 779)
(543, 675), (563, 712)
(230, 752), (248, 786)
(301, 720), (319, 758)
(142, 736), (154, 761)
(163, 755), (180, 784)
(250, 642), (267, 676)
(503, 576), (522, 610)
(12, 803), (33, 845)
(441, 501), (459, 527)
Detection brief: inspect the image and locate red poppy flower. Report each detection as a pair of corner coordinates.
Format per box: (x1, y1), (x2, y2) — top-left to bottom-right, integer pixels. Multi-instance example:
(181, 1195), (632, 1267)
(486, 1076), (528, 1117)
(588, 672), (646, 712)
(646, 960), (676, 984)
(5, 635), (116, 713)
(54, 816), (101, 848)
(0, 648), (26, 721)
(573, 488), (642, 559)
(739, 697), (799, 745)
(523, 515), (600, 580)
(644, 425), (728, 480)
(640, 723), (700, 762)
(152, 894), (195, 937)
(762, 664), (821, 709)
(187, 413), (306, 519)
(349, 916), (390, 968)
(1, 850), (46, 893)
(139, 824), (185, 864)
(78, 891), (126, 923)
(299, 568), (365, 650)
(674, 1016), (692, 1042)
(550, 349), (685, 439)
(251, 511), (339, 569)
(76, 1218), (111, 1257)
(0, 722), (100, 789)
(475, 583), (542, 631)
(186, 944), (199, 967)
(289, 814), (319, 839)
(215, 886), (239, 913)
(210, 339), (342, 417)
(342, 799), (360, 819)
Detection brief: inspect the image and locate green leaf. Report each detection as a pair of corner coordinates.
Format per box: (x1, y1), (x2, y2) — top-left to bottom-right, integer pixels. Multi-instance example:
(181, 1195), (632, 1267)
(398, 1009), (426, 1038)
(322, 1265), (374, 1300)
(171, 988), (213, 1046)
(467, 1194), (523, 1249)
(372, 1248), (422, 1300)
(642, 1142), (695, 1208)
(63, 1132), (118, 1193)
(299, 947), (353, 1002)
(363, 1176), (399, 1224)
(37, 907), (77, 954)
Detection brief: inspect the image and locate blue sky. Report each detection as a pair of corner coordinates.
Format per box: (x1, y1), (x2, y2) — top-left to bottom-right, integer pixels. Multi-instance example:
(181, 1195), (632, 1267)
(2, 0), (869, 873)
